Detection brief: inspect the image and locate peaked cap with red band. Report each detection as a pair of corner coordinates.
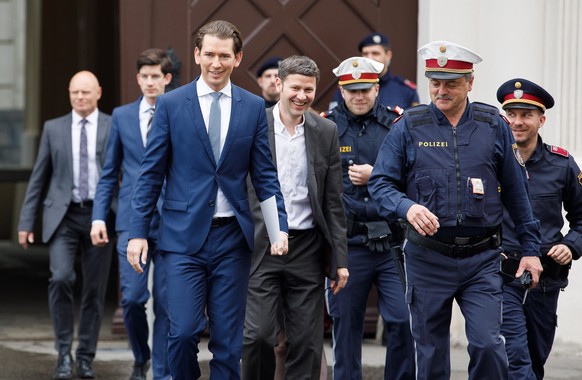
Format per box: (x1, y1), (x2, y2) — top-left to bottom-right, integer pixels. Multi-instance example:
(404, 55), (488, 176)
(418, 41), (482, 80)
(496, 78), (554, 113)
(333, 56), (384, 90)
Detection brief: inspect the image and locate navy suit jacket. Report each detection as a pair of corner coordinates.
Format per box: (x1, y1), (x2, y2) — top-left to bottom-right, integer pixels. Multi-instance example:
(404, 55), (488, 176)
(93, 98), (162, 232)
(129, 79), (288, 254)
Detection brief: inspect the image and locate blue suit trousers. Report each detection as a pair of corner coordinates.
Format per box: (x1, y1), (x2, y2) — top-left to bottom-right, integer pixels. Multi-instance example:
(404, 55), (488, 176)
(118, 231), (170, 379)
(164, 220), (251, 380)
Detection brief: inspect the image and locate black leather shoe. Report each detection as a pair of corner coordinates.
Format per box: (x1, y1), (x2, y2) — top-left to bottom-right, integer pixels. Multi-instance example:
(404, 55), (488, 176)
(76, 359), (95, 379)
(53, 353), (73, 379)
(128, 360), (150, 380)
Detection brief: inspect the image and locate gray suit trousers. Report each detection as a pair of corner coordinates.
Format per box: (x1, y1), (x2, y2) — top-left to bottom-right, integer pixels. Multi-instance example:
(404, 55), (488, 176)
(48, 203), (113, 361)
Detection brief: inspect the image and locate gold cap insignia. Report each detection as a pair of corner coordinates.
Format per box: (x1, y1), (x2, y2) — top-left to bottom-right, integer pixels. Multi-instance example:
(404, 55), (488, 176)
(352, 60), (359, 68)
(514, 81), (522, 89)
(439, 45), (447, 53)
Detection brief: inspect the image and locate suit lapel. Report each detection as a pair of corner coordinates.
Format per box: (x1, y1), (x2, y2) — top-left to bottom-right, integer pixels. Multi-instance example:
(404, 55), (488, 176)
(96, 111), (108, 167)
(186, 80), (217, 165)
(304, 112), (318, 199)
(266, 107), (277, 167)
(130, 98), (145, 150)
(218, 85), (241, 168)
(63, 113), (74, 183)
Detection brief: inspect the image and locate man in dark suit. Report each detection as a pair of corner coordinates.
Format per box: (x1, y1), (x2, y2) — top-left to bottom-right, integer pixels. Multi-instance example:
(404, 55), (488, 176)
(91, 49), (172, 380)
(242, 55), (349, 380)
(18, 70), (113, 380)
(126, 20), (288, 380)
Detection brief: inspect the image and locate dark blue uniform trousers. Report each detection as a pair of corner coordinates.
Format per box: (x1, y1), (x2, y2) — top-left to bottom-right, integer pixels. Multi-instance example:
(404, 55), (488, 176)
(501, 283), (560, 380)
(404, 241), (508, 380)
(117, 230), (170, 379)
(163, 221), (251, 380)
(326, 245), (415, 380)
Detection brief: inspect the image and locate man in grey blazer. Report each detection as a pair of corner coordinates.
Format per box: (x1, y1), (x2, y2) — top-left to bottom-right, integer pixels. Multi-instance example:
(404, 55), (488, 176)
(18, 71), (114, 380)
(242, 56), (349, 379)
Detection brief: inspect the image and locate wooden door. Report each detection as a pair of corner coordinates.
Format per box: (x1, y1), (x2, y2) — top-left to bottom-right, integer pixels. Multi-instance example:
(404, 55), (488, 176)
(120, 0), (419, 111)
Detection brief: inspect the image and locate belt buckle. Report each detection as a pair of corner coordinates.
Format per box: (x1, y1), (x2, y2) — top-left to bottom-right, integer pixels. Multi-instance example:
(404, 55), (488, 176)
(454, 236), (471, 245)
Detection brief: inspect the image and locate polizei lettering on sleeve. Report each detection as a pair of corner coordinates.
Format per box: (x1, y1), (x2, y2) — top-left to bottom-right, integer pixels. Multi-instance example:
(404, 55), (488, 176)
(418, 141), (449, 147)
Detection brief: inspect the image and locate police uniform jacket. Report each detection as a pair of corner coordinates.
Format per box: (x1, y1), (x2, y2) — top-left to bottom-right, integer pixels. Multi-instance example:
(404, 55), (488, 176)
(331, 70), (419, 110)
(368, 101), (541, 257)
(503, 136), (582, 289)
(326, 100), (401, 244)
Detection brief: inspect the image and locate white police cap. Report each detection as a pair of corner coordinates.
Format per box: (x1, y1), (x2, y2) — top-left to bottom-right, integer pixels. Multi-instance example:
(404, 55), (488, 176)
(418, 41), (482, 80)
(332, 56), (385, 90)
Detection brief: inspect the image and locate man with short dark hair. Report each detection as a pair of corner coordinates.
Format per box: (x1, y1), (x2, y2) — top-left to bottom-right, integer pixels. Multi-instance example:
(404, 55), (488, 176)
(242, 55), (348, 379)
(126, 20), (288, 379)
(91, 48), (172, 380)
(256, 56), (281, 108)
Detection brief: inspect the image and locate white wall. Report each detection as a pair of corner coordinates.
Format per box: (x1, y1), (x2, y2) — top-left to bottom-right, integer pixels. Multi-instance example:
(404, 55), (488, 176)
(417, 0), (582, 348)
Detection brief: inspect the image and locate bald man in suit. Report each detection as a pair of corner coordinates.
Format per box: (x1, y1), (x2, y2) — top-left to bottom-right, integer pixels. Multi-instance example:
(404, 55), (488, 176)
(18, 71), (113, 379)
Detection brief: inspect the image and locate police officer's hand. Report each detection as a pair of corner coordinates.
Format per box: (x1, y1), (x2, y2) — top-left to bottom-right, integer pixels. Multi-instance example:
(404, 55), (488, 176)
(348, 164), (373, 186)
(516, 256), (543, 288)
(18, 231), (34, 250)
(90, 222), (109, 247)
(547, 244), (573, 265)
(330, 267), (349, 295)
(127, 238), (148, 273)
(406, 204), (439, 236)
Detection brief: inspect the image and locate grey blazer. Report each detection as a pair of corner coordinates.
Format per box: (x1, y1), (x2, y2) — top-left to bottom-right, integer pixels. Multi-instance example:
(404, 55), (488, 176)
(18, 111), (111, 242)
(248, 107), (348, 279)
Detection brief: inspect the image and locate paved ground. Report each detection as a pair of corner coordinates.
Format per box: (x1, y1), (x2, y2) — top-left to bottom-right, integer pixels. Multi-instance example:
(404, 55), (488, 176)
(1, 241), (582, 379)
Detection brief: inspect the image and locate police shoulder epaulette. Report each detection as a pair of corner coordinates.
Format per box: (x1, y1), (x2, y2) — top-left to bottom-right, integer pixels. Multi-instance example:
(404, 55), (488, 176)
(548, 144), (569, 158)
(393, 115), (404, 124)
(501, 115), (510, 125)
(386, 105), (404, 116)
(403, 79), (417, 90)
(404, 104), (432, 128)
(320, 111), (328, 118)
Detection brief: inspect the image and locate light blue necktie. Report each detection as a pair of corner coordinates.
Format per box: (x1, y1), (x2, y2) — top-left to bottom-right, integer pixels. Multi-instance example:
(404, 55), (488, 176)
(208, 92), (222, 162)
(78, 119), (89, 200)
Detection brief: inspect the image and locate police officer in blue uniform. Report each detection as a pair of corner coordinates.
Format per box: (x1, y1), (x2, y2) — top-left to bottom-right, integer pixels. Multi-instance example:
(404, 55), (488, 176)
(324, 56), (414, 380)
(368, 41), (543, 380)
(256, 56), (281, 108)
(497, 78), (582, 380)
(328, 33), (419, 110)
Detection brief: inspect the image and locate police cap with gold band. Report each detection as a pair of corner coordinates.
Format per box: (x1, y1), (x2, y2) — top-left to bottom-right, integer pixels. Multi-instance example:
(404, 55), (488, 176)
(496, 78), (555, 113)
(332, 56), (385, 90)
(418, 40), (483, 80)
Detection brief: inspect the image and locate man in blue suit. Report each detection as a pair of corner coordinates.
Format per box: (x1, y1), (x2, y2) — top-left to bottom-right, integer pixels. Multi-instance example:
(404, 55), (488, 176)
(126, 20), (288, 380)
(91, 48), (172, 380)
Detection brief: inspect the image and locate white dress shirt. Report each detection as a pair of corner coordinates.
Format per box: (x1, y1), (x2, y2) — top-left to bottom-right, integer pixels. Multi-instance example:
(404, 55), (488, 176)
(196, 79), (234, 217)
(272, 103), (314, 230)
(71, 109), (99, 202)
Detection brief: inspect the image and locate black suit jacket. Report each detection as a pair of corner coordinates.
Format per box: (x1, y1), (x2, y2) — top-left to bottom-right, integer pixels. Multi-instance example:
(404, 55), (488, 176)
(249, 107), (347, 279)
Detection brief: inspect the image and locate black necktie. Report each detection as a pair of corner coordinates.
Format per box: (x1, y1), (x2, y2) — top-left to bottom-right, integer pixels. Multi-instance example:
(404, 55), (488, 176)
(79, 119), (89, 200)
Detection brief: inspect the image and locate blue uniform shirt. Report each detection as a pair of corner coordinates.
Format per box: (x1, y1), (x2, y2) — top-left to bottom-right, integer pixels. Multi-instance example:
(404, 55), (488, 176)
(369, 101), (541, 257)
(329, 70), (419, 110)
(502, 137), (582, 287)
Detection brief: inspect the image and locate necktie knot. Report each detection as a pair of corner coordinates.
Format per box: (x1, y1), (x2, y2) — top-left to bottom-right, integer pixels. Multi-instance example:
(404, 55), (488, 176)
(210, 92), (222, 101)
(80, 118), (88, 126)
